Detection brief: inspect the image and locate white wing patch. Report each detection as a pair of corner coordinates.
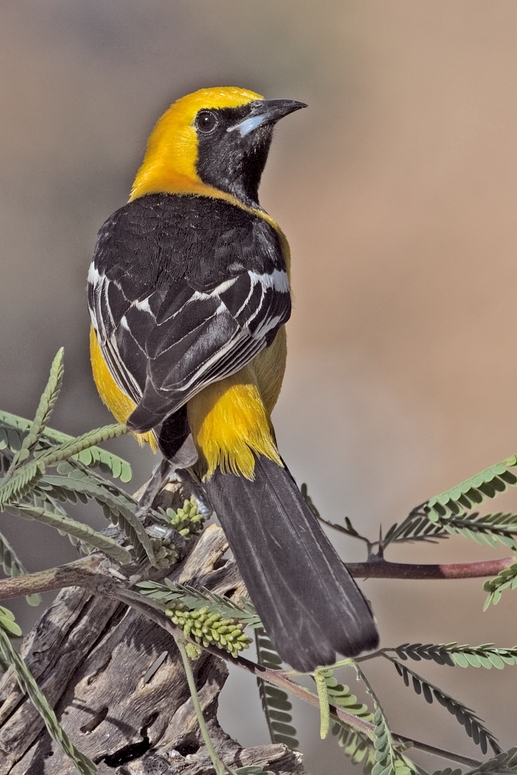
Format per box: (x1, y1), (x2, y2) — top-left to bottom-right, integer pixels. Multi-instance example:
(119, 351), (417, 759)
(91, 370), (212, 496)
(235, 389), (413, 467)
(88, 255), (290, 424)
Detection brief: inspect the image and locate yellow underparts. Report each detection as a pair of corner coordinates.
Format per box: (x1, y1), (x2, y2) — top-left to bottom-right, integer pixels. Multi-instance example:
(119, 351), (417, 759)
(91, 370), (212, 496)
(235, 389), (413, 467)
(90, 325), (287, 479)
(89, 327), (157, 451)
(188, 371), (282, 481)
(188, 326), (287, 480)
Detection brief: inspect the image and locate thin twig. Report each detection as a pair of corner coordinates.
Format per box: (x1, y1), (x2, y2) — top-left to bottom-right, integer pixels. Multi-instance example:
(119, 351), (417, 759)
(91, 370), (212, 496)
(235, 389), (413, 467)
(174, 636), (236, 775)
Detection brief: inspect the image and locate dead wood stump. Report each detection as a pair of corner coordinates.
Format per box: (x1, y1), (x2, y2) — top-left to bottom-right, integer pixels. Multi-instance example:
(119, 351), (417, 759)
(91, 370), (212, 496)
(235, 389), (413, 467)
(0, 522), (306, 775)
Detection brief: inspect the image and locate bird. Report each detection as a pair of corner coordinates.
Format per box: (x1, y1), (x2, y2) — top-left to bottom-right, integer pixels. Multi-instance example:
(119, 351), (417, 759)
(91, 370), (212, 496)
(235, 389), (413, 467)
(87, 86), (379, 672)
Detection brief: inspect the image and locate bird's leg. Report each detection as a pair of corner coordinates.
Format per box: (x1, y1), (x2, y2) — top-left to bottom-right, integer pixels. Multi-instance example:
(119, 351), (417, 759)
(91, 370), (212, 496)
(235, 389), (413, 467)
(135, 458), (172, 519)
(173, 467), (213, 519)
(135, 434), (212, 520)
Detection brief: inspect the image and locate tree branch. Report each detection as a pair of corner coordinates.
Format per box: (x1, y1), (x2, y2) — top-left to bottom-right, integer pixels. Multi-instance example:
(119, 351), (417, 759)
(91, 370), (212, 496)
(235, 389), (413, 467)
(0, 553), (514, 605)
(0, 555), (107, 599)
(347, 556), (515, 579)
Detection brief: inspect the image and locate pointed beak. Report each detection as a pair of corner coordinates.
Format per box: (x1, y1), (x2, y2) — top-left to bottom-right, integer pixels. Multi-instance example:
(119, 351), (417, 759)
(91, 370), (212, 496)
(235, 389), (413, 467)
(229, 99), (307, 137)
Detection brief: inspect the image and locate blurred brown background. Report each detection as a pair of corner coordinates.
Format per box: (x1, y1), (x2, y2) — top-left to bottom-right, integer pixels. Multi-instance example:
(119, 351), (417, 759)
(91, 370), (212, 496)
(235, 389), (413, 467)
(1, 1), (516, 771)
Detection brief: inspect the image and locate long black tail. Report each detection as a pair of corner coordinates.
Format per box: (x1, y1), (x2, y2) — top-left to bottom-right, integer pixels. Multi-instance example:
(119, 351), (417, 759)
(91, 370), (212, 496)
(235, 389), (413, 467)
(203, 455), (378, 672)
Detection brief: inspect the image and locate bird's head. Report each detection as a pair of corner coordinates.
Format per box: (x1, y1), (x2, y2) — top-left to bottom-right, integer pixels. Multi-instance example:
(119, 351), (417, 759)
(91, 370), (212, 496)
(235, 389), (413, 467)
(130, 86), (306, 206)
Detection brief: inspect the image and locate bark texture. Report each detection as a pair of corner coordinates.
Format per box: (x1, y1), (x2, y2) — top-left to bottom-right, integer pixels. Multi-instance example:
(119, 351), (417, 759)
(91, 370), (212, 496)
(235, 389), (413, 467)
(0, 507), (305, 775)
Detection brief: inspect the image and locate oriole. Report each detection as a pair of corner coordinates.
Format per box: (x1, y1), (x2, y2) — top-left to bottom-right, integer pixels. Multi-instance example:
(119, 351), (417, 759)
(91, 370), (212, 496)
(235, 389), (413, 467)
(88, 86), (378, 671)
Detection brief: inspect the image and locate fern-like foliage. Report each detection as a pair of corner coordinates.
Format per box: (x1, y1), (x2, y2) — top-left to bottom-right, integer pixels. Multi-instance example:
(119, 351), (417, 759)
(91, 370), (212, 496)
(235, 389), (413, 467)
(6, 502), (132, 565)
(34, 468), (157, 565)
(483, 563), (517, 609)
(0, 604), (22, 638)
(33, 423), (129, 468)
(310, 666), (377, 772)
(8, 348), (64, 471)
(255, 628), (299, 750)
(0, 612), (97, 775)
(391, 642), (517, 669)
(383, 509), (517, 553)
(0, 460), (43, 509)
(0, 372), (163, 567)
(0, 410), (132, 482)
(425, 456), (517, 521)
(463, 747), (517, 775)
(431, 748), (517, 775)
(336, 729), (377, 774)
(137, 580), (261, 628)
(382, 509), (449, 549)
(371, 705), (411, 775)
(0, 605), (22, 672)
(441, 513), (517, 551)
(327, 665), (416, 775)
(0, 423), (130, 511)
(389, 657), (500, 755)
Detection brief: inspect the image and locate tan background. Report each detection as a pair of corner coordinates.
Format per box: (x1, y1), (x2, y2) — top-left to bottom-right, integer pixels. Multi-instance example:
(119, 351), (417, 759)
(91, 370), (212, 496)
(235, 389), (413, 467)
(0, 1), (516, 770)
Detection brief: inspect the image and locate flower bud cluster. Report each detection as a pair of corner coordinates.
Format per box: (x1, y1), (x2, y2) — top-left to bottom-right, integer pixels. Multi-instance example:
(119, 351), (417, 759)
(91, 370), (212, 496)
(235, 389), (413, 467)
(165, 604), (251, 657)
(166, 497), (205, 538)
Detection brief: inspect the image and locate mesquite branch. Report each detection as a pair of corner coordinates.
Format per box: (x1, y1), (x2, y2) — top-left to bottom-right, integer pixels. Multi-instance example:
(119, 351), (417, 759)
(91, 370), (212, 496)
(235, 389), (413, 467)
(0, 552), (512, 605)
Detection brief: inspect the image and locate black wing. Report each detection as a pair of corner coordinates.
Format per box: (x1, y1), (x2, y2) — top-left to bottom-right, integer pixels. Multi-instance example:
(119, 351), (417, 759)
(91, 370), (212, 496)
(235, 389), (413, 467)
(88, 194), (291, 433)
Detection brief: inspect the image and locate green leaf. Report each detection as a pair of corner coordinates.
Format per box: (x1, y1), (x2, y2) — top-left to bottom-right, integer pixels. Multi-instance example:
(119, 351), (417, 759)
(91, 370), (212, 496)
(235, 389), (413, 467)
(390, 658), (500, 755)
(320, 666), (384, 773)
(255, 628), (299, 751)
(392, 642), (517, 670)
(0, 626), (97, 774)
(0, 409), (132, 482)
(484, 564), (517, 609)
(34, 423), (129, 469)
(36, 472), (156, 565)
(0, 460), (43, 508)
(371, 706), (403, 775)
(0, 605), (22, 637)
(461, 747), (517, 775)
(10, 503), (131, 564)
(384, 509), (517, 555)
(426, 456), (517, 521)
(382, 510), (448, 549)
(9, 349), (64, 473)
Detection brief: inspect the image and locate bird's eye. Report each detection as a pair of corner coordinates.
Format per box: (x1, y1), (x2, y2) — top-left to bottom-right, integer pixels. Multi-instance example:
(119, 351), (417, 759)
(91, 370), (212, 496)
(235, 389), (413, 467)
(195, 110), (218, 133)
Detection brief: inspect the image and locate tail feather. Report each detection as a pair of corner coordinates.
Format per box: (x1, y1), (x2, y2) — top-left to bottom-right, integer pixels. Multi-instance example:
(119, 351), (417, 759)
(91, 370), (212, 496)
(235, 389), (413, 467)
(203, 455), (378, 672)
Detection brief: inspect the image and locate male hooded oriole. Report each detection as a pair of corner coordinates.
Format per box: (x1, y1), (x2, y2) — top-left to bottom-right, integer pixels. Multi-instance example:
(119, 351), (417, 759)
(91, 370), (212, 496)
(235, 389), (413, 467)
(88, 86), (378, 671)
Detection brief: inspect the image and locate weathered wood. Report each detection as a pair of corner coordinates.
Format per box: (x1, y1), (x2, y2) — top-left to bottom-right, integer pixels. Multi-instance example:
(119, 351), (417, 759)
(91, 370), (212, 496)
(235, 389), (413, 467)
(0, 513), (306, 774)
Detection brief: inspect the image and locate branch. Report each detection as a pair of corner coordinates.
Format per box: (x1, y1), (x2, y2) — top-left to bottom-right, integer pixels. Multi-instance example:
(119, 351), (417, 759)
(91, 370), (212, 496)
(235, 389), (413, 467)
(347, 556), (515, 579)
(0, 556), (106, 600)
(0, 553), (514, 605)
(0, 536), (490, 769)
